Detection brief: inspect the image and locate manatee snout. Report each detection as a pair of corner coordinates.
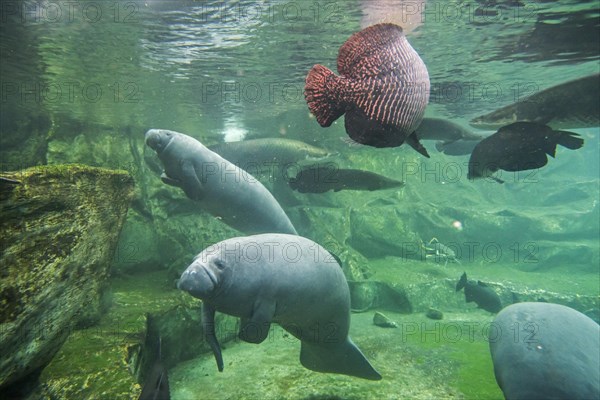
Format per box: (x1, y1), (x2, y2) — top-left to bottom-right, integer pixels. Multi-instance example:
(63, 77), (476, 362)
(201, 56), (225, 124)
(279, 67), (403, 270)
(178, 263), (217, 298)
(144, 129), (172, 153)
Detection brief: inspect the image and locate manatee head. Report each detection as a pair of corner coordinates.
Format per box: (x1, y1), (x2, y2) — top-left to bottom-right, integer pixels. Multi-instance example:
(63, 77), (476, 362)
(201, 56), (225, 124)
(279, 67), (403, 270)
(145, 129), (176, 154)
(177, 255), (231, 300)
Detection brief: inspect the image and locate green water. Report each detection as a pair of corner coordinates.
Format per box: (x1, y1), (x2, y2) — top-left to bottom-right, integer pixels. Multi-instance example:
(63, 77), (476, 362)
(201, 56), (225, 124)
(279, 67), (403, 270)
(1, 0), (599, 399)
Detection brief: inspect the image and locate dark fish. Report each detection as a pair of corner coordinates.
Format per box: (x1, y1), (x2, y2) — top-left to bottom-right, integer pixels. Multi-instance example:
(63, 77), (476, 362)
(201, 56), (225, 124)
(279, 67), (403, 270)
(208, 138), (330, 173)
(304, 23), (430, 156)
(470, 73), (600, 129)
(456, 272), (502, 313)
(288, 163), (404, 193)
(139, 333), (170, 400)
(468, 121), (583, 182)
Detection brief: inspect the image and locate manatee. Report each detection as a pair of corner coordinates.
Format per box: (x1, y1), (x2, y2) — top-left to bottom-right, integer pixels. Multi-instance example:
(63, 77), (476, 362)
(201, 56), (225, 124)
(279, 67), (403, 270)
(144, 129), (297, 235)
(489, 302), (600, 400)
(177, 234), (382, 380)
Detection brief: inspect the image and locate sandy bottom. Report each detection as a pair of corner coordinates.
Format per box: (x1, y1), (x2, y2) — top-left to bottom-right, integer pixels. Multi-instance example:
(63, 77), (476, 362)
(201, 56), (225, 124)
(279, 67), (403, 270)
(170, 310), (501, 400)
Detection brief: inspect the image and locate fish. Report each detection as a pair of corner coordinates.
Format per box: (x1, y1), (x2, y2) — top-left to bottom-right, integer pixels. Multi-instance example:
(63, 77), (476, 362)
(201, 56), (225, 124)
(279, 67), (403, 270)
(208, 138), (331, 174)
(470, 73), (600, 129)
(456, 272), (502, 313)
(138, 332), (170, 400)
(414, 117), (487, 155)
(304, 23), (430, 156)
(288, 163), (405, 193)
(434, 139), (480, 156)
(468, 121), (584, 182)
(415, 117), (486, 142)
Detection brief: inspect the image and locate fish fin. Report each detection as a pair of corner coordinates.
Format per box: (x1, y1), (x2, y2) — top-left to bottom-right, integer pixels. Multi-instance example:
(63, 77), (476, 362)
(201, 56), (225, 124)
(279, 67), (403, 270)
(555, 130), (584, 150)
(405, 133), (430, 158)
(340, 137), (364, 147)
(305, 64), (345, 127)
(202, 303), (224, 372)
(491, 176), (505, 184)
(300, 338), (381, 380)
(456, 272), (467, 291)
(477, 280), (489, 287)
(239, 300), (275, 344)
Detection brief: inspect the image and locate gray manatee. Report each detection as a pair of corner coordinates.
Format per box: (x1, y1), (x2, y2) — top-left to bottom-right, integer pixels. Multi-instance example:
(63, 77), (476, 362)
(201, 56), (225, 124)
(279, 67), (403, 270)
(490, 302), (599, 400)
(177, 233), (382, 380)
(144, 129), (297, 235)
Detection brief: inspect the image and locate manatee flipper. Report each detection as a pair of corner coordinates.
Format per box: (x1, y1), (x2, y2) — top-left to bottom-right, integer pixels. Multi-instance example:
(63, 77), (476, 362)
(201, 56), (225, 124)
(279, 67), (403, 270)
(299, 337), (382, 380)
(202, 302), (224, 372)
(179, 160), (204, 200)
(160, 172), (180, 187)
(238, 300), (275, 344)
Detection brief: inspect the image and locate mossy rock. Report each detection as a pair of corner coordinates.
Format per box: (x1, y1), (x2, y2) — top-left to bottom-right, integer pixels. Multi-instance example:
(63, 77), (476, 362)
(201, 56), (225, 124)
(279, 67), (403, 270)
(0, 164), (134, 390)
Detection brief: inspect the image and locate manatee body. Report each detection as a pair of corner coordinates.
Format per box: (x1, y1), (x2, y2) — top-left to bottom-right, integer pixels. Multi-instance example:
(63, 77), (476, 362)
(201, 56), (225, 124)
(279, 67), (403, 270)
(144, 129), (297, 235)
(177, 234), (382, 380)
(490, 302), (600, 400)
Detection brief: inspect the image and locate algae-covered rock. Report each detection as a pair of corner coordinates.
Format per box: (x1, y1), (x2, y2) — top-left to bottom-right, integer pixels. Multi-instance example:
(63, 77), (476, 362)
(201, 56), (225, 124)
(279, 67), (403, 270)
(348, 281), (413, 313)
(348, 206), (422, 260)
(0, 165), (134, 389)
(286, 205), (372, 280)
(373, 311), (398, 328)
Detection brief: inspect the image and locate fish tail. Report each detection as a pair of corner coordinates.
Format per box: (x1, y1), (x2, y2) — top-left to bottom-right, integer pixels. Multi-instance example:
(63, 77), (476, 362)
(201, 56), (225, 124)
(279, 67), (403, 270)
(304, 64), (345, 127)
(456, 272), (467, 292)
(556, 130), (584, 150)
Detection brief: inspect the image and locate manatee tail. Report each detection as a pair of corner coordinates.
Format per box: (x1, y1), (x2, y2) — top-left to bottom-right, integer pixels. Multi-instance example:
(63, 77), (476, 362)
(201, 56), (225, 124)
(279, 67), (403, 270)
(304, 64), (345, 127)
(555, 130), (584, 150)
(456, 272), (467, 292)
(299, 337), (382, 380)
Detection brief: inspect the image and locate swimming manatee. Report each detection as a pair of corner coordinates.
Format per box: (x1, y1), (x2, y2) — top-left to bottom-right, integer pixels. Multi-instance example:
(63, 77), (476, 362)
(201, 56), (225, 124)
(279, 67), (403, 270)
(144, 129), (297, 235)
(177, 234), (382, 380)
(489, 302), (600, 400)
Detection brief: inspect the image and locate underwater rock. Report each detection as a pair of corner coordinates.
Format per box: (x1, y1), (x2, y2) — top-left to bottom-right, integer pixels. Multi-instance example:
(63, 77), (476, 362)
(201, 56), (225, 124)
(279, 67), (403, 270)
(426, 308), (444, 320)
(285, 206), (372, 281)
(373, 311), (398, 328)
(348, 281), (412, 313)
(36, 269), (240, 400)
(0, 165), (133, 390)
(348, 206), (421, 259)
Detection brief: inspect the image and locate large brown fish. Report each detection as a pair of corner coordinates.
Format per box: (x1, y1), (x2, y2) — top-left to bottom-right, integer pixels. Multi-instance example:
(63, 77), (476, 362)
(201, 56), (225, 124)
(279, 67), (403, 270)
(468, 122), (584, 182)
(470, 73), (600, 130)
(304, 23), (430, 156)
(288, 163), (405, 193)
